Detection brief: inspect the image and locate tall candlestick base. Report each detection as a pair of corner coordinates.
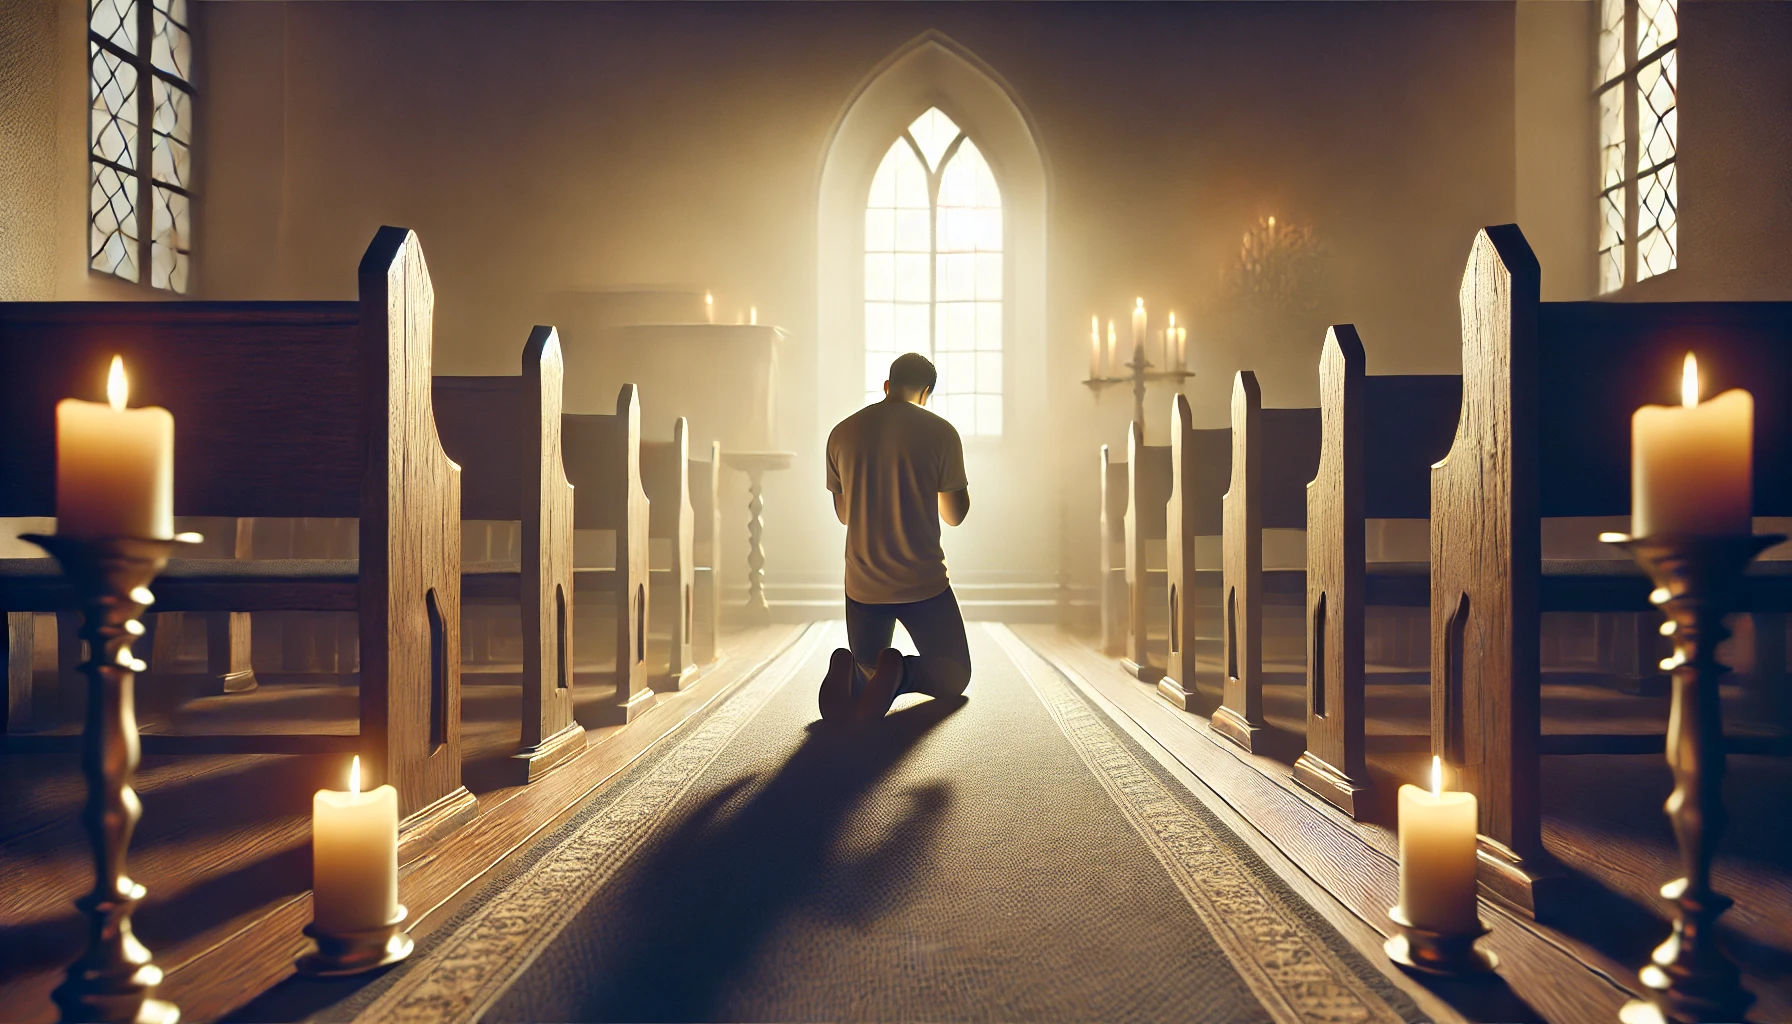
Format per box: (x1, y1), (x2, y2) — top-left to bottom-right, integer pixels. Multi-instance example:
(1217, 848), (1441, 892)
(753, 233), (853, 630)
(296, 905), (414, 977)
(1605, 531), (1778, 1024)
(1383, 905), (1498, 977)
(23, 532), (199, 1024)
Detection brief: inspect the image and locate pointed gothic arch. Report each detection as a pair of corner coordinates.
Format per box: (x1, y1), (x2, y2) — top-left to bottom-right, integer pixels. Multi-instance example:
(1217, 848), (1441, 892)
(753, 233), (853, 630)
(816, 32), (1053, 583)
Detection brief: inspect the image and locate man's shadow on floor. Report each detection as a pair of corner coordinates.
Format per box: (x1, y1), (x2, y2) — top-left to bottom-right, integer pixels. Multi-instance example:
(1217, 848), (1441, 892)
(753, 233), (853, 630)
(489, 691), (968, 1024)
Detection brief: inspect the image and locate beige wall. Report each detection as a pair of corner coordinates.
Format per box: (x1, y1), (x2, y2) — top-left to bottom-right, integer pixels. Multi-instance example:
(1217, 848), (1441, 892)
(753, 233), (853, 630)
(1516, 0), (1596, 301)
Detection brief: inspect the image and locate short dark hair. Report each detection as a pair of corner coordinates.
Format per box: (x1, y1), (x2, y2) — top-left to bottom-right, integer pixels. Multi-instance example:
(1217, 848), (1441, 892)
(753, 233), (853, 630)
(888, 352), (938, 393)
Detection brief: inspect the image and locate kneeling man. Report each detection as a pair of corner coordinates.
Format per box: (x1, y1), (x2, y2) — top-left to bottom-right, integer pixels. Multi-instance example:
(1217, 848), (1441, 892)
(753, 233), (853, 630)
(820, 352), (972, 723)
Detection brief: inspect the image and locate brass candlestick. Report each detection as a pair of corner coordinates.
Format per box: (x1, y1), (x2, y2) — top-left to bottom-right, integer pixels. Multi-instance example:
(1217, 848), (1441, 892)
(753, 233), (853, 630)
(1606, 531), (1780, 1024)
(1383, 905), (1498, 977)
(296, 904), (414, 977)
(24, 532), (198, 1024)
(1084, 349), (1194, 436)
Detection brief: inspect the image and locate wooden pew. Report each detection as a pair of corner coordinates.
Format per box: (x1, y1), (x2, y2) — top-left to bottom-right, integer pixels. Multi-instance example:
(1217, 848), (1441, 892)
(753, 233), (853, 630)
(1212, 372), (1321, 752)
(1434, 225), (1792, 917)
(1098, 445), (1128, 655)
(433, 325), (585, 784)
(689, 441), (722, 666)
(562, 385), (654, 725)
(640, 418), (696, 690)
(1293, 327), (1457, 817)
(1122, 422), (1172, 681)
(1158, 393), (1231, 710)
(0, 227), (477, 844)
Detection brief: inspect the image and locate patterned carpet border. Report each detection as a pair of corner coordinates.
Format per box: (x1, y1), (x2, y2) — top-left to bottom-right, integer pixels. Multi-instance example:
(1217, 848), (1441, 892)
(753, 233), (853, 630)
(987, 623), (1424, 1024)
(330, 622), (832, 1024)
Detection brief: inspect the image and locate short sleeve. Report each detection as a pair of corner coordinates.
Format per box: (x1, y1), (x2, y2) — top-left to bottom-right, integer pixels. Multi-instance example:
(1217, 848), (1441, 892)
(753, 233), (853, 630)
(938, 424), (968, 492)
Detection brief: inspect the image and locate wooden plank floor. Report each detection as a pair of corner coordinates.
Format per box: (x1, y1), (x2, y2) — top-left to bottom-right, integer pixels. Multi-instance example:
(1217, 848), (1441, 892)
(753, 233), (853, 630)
(1015, 625), (1792, 1024)
(0, 622), (812, 1023)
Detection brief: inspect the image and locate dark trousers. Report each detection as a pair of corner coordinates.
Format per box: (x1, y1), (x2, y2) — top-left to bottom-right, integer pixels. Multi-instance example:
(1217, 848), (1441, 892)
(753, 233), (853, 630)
(845, 586), (972, 699)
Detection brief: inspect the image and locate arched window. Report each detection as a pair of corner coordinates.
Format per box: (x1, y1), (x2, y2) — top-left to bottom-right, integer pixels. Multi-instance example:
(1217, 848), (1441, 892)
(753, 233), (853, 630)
(90, 0), (195, 292)
(863, 108), (1004, 436)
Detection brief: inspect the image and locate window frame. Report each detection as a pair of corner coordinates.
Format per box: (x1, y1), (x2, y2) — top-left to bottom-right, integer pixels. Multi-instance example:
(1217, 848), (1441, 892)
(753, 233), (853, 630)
(1595, 0), (1677, 293)
(89, 0), (197, 293)
(862, 111), (1007, 439)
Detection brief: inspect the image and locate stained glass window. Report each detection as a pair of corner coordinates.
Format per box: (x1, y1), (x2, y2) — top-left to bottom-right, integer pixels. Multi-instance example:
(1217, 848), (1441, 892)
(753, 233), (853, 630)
(90, 0), (193, 291)
(864, 108), (1005, 437)
(1595, 0), (1676, 292)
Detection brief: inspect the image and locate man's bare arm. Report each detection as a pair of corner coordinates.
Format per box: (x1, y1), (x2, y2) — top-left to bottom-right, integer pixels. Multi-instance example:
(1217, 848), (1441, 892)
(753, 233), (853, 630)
(832, 488), (849, 525)
(940, 487), (970, 527)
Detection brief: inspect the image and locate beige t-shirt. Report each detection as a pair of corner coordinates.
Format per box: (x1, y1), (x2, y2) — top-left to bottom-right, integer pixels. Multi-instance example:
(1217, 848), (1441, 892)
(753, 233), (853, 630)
(826, 399), (968, 605)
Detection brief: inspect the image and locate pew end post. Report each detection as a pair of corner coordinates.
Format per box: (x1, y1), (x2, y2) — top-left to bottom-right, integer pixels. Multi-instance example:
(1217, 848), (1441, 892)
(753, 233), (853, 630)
(1293, 326), (1369, 816)
(1430, 225), (1565, 917)
(358, 227), (478, 852)
(1214, 371), (1265, 751)
(642, 417), (697, 692)
(1099, 445), (1128, 656)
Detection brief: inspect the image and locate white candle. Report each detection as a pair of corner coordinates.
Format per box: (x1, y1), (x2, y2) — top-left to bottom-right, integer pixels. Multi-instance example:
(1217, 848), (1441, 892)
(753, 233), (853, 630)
(704, 291), (714, 324)
(749, 305), (758, 326)
(1176, 326), (1188, 371)
(1090, 316), (1102, 379)
(1106, 321), (1118, 372)
(1398, 756), (1479, 934)
(1166, 312), (1176, 369)
(1632, 353), (1752, 537)
(56, 356), (173, 540)
(1132, 298), (1146, 366)
(312, 756), (399, 934)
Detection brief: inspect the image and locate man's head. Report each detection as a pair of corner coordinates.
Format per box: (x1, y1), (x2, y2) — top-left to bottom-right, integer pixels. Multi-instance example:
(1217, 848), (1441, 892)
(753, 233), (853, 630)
(884, 352), (937, 405)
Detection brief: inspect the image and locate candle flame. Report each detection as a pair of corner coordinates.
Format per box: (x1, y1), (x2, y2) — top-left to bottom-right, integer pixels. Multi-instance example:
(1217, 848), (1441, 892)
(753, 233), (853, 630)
(1682, 353), (1698, 408)
(1168, 312), (1176, 330)
(1267, 215), (1276, 228)
(1091, 315), (1099, 335)
(349, 755), (361, 795)
(107, 356), (127, 411)
(704, 291), (713, 306)
(1135, 297), (1144, 310)
(1430, 755), (1443, 797)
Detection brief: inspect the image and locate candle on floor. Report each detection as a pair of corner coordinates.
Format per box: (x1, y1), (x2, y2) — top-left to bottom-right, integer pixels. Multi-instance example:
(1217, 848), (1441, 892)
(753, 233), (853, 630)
(1090, 316), (1102, 379)
(1398, 756), (1479, 934)
(312, 756), (399, 934)
(56, 356), (173, 540)
(1632, 353), (1752, 537)
(704, 291), (714, 324)
(1132, 298), (1146, 365)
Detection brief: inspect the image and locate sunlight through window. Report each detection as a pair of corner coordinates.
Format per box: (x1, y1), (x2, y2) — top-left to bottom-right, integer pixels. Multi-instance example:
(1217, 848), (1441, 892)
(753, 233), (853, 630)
(1596, 0), (1676, 293)
(865, 108), (1004, 436)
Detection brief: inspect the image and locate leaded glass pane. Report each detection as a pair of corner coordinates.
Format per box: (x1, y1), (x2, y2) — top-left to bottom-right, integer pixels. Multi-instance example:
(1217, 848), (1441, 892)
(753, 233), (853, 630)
(867, 138), (928, 211)
(91, 0), (137, 54)
(1637, 163), (1677, 281)
(907, 108), (961, 173)
(151, 0), (191, 79)
(1637, 49), (1677, 173)
(90, 163), (139, 281)
(152, 79), (191, 187)
(90, 43), (138, 169)
(1597, 0), (1625, 85)
(1599, 85), (1625, 190)
(1637, 0), (1677, 58)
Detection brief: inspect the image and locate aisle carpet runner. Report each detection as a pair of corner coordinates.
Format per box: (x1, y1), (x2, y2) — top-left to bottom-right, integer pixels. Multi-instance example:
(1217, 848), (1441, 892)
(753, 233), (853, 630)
(332, 622), (1423, 1023)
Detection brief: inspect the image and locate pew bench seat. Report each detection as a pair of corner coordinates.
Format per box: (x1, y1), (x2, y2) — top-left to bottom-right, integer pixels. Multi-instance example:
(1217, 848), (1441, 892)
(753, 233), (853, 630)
(0, 557), (361, 611)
